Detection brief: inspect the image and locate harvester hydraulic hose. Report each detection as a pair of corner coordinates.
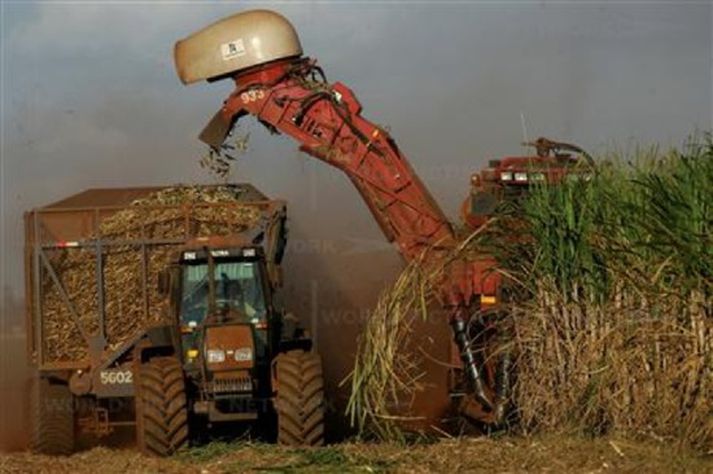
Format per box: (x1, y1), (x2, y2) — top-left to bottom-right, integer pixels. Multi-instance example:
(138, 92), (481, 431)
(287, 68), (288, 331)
(451, 318), (492, 410)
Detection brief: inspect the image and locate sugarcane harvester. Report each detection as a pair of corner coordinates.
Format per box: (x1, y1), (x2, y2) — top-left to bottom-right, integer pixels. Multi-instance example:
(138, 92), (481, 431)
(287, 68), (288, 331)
(174, 10), (589, 426)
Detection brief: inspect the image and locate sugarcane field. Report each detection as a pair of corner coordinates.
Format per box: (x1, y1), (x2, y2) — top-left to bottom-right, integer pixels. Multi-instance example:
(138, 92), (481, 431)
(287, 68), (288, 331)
(1, 3), (711, 473)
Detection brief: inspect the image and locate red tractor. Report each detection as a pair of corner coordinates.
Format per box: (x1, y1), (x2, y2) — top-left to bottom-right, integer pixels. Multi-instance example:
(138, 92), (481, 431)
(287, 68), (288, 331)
(174, 10), (590, 427)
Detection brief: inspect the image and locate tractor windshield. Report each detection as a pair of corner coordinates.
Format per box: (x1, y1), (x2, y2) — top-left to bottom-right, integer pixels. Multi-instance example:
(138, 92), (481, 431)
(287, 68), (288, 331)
(179, 260), (266, 327)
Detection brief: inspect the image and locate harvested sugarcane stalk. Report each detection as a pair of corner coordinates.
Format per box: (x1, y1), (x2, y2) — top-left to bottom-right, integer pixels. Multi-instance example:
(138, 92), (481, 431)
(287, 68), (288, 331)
(41, 185), (263, 362)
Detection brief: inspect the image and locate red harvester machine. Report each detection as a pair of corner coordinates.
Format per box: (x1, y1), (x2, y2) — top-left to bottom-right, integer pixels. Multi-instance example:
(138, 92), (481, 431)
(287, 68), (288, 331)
(174, 10), (590, 427)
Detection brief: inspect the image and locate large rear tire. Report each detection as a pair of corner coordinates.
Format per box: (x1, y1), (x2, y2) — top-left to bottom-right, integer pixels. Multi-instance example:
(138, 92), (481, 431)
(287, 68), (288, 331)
(275, 350), (325, 446)
(135, 356), (188, 456)
(31, 376), (75, 455)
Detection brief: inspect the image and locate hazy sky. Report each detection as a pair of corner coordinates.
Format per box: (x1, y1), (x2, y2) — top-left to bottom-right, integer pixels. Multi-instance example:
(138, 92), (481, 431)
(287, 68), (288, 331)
(1, 1), (711, 305)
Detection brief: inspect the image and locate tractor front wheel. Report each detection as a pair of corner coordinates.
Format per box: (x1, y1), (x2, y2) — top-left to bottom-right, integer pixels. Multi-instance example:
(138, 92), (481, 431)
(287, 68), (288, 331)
(275, 350), (325, 446)
(135, 356), (189, 456)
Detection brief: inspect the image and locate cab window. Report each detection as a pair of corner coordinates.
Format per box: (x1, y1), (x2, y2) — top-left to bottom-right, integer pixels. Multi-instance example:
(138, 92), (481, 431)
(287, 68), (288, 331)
(179, 260), (266, 326)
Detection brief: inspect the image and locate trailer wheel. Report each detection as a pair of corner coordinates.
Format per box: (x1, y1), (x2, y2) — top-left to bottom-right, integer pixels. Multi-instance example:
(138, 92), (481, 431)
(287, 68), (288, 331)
(31, 376), (75, 455)
(275, 350), (325, 446)
(135, 356), (188, 456)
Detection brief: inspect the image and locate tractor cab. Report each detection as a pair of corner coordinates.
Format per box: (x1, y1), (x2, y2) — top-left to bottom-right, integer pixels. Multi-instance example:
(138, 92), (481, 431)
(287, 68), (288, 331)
(178, 248), (268, 328)
(158, 234), (287, 423)
(174, 241), (272, 367)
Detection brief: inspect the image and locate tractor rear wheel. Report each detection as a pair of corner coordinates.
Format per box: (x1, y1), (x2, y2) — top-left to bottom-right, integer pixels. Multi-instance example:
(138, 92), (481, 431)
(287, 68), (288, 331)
(275, 350), (325, 446)
(31, 376), (75, 455)
(135, 356), (189, 456)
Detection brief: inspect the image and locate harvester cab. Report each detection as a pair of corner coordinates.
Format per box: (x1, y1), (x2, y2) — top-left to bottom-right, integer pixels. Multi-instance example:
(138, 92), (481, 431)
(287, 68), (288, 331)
(462, 137), (593, 230)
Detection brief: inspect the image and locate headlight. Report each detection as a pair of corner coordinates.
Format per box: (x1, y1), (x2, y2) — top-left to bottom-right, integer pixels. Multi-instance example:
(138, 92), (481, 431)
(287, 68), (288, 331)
(206, 349), (226, 363)
(514, 172), (528, 182)
(234, 347), (253, 362)
(500, 171), (513, 181)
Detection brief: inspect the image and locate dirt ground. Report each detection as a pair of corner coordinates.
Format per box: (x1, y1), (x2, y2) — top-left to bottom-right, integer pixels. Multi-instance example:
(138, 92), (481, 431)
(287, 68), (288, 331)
(1, 435), (711, 474)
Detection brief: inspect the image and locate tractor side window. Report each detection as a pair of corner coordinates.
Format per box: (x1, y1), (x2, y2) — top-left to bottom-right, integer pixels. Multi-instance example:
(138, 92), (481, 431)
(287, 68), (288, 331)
(180, 264), (210, 326)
